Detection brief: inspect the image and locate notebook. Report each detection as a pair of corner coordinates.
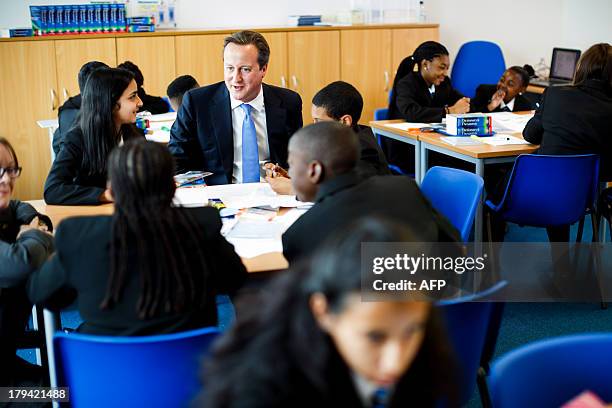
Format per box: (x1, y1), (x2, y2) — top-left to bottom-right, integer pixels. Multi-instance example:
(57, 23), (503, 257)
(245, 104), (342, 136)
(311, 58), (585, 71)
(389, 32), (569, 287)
(531, 48), (581, 87)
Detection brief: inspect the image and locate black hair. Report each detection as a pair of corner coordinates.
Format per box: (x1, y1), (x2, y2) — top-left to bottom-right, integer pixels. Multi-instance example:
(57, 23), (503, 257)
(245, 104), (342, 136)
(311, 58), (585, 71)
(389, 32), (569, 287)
(289, 121), (360, 178)
(117, 60), (144, 88)
(79, 67), (141, 177)
(389, 41), (449, 111)
(0, 137), (18, 168)
(167, 75), (199, 99)
(224, 30), (270, 68)
(507, 65), (532, 87)
(77, 61), (109, 93)
(312, 81), (363, 131)
(202, 217), (459, 406)
(102, 140), (213, 319)
(574, 43), (612, 89)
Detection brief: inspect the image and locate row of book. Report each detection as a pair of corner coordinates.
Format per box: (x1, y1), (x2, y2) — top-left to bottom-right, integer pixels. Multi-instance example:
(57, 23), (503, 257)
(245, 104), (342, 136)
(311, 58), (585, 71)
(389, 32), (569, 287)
(445, 113), (493, 136)
(30, 4), (128, 35)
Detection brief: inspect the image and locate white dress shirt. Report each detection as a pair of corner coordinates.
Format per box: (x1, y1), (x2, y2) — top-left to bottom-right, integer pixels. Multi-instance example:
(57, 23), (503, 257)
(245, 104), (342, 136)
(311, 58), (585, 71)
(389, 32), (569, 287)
(230, 87), (270, 183)
(500, 97), (515, 111)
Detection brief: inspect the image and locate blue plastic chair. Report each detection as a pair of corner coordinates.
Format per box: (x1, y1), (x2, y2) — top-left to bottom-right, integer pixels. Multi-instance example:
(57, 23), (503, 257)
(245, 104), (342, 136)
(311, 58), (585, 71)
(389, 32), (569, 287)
(421, 166), (484, 242)
(485, 154), (600, 238)
(486, 333), (612, 408)
(437, 281), (507, 406)
(451, 41), (506, 98)
(53, 326), (220, 407)
(373, 107), (407, 175)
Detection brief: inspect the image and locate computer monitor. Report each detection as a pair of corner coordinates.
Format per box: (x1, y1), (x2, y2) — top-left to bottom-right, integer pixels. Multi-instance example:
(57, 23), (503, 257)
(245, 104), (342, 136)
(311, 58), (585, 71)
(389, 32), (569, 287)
(549, 48), (581, 81)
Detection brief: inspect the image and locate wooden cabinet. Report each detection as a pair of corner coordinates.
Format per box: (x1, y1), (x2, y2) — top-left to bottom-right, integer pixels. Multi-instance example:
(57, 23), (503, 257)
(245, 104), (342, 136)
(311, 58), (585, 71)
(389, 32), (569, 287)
(117, 36), (176, 97)
(263, 32), (288, 89)
(288, 31), (340, 125)
(175, 34), (225, 86)
(391, 28), (439, 75)
(341, 29), (392, 123)
(55, 38), (117, 104)
(0, 41), (57, 200)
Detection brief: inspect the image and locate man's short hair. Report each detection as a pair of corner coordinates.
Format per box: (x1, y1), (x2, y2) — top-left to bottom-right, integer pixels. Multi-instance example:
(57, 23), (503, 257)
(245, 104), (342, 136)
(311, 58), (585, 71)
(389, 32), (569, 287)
(223, 30), (270, 69)
(312, 81), (364, 126)
(167, 75), (199, 99)
(78, 61), (109, 93)
(117, 61), (144, 88)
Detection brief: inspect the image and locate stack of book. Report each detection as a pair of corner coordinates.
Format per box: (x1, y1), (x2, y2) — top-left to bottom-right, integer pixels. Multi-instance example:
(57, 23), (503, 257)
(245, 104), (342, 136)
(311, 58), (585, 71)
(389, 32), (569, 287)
(287, 15), (322, 26)
(445, 113), (493, 136)
(0, 28), (34, 38)
(30, 4), (127, 36)
(127, 16), (156, 33)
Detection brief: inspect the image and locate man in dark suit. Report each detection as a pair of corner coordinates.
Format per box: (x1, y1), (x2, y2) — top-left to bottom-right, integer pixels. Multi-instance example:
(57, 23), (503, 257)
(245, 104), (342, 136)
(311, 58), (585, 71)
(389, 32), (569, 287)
(282, 121), (460, 264)
(168, 30), (303, 185)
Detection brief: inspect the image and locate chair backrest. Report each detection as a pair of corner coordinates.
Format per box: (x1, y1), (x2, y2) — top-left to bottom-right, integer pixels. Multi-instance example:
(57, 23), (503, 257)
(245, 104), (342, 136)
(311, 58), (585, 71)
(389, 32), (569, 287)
(421, 166), (484, 242)
(488, 333), (612, 408)
(451, 41), (506, 98)
(54, 326), (220, 407)
(491, 154), (600, 227)
(437, 281), (507, 406)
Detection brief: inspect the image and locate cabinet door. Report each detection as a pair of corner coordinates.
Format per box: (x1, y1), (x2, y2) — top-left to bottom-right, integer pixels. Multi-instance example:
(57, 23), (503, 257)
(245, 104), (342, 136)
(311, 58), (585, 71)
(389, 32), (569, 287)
(0, 41), (57, 200)
(175, 34), (225, 87)
(392, 28), (439, 76)
(55, 38), (116, 104)
(341, 29), (392, 123)
(116, 36), (176, 97)
(263, 32), (287, 89)
(288, 31), (340, 125)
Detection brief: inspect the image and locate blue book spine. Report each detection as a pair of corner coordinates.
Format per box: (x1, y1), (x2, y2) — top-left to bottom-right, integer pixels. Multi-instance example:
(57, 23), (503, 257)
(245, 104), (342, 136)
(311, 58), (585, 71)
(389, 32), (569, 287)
(78, 5), (87, 34)
(30, 6), (43, 36)
(128, 24), (156, 33)
(110, 4), (118, 32)
(47, 6), (56, 35)
(86, 5), (95, 33)
(101, 4), (111, 32)
(93, 4), (103, 33)
(117, 4), (127, 32)
(127, 17), (156, 25)
(69, 6), (79, 34)
(56, 5), (65, 35)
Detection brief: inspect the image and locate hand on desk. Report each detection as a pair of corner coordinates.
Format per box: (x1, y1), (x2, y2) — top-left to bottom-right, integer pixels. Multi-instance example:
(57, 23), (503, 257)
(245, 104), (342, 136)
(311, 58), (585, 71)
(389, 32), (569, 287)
(18, 216), (51, 238)
(449, 97), (471, 114)
(263, 163), (294, 195)
(99, 188), (114, 203)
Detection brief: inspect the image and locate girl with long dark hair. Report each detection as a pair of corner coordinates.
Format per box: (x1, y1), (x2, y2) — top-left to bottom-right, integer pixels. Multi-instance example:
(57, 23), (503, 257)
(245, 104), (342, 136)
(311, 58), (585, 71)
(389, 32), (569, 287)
(29, 140), (247, 335)
(44, 67), (144, 205)
(201, 218), (459, 407)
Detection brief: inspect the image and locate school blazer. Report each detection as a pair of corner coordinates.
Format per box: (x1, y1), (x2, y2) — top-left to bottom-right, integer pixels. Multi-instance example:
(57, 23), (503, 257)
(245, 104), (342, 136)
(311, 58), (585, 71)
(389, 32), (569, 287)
(471, 84), (535, 113)
(523, 79), (612, 181)
(282, 172), (460, 264)
(355, 125), (391, 178)
(168, 82), (303, 185)
(27, 207), (247, 335)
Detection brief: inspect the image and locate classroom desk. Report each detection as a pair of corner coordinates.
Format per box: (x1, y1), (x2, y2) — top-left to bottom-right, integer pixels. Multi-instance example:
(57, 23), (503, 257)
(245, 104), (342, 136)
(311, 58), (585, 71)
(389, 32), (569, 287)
(526, 84), (546, 95)
(369, 120), (422, 181)
(27, 200), (289, 273)
(369, 118), (539, 242)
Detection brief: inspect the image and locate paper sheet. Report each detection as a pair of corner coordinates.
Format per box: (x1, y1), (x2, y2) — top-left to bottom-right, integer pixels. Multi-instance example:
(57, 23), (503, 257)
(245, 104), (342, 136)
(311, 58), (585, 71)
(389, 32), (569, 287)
(440, 136), (483, 146)
(145, 128), (170, 143)
(384, 122), (430, 131)
(476, 135), (531, 146)
(490, 112), (534, 133)
(173, 186), (208, 207)
(145, 112), (177, 122)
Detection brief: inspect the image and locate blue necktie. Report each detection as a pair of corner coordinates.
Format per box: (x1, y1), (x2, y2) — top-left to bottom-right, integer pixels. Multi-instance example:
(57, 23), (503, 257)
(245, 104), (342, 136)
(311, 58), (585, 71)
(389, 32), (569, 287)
(371, 387), (389, 408)
(241, 103), (259, 183)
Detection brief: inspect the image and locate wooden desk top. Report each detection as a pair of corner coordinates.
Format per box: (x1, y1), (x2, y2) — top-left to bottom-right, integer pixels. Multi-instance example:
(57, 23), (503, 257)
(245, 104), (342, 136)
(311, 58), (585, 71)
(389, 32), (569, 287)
(369, 120), (421, 141)
(27, 200), (288, 274)
(526, 84), (546, 95)
(417, 132), (538, 159)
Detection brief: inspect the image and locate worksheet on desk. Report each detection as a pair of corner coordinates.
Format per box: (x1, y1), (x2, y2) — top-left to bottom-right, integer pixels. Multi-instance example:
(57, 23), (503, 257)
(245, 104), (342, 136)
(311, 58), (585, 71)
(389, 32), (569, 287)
(490, 112), (534, 133)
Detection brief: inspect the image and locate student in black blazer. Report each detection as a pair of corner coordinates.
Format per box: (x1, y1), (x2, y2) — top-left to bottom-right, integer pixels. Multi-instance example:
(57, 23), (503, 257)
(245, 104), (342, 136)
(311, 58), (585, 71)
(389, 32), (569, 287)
(202, 219), (459, 408)
(168, 31), (302, 185)
(0, 137), (54, 386)
(280, 122), (460, 264)
(29, 141), (247, 336)
(53, 61), (109, 156)
(384, 41), (470, 172)
(471, 66), (535, 113)
(44, 67), (144, 205)
(523, 43), (612, 241)
(264, 81), (391, 195)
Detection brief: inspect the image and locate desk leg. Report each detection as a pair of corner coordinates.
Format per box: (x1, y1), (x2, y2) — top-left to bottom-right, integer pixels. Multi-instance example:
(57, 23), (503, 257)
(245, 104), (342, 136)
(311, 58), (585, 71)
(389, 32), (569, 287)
(43, 308), (61, 408)
(474, 160), (485, 244)
(414, 140), (421, 185)
(419, 142), (428, 184)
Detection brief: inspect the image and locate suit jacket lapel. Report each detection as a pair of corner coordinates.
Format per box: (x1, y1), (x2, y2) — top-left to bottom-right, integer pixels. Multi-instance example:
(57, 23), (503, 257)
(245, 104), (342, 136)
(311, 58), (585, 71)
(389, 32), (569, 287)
(263, 84), (287, 163)
(210, 85), (234, 183)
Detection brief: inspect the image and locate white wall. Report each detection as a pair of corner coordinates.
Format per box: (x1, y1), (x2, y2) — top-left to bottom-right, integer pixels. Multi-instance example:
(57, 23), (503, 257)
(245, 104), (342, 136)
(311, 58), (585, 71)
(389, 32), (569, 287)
(1, 0), (610, 68)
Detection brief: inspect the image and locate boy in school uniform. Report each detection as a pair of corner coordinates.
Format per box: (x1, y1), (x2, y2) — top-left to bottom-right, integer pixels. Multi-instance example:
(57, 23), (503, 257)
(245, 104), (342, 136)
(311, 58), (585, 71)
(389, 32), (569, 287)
(166, 75), (199, 112)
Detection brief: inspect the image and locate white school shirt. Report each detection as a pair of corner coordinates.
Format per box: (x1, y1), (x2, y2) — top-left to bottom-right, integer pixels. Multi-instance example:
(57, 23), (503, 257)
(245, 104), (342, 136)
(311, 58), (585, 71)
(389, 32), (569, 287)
(500, 98), (515, 111)
(230, 87), (270, 183)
